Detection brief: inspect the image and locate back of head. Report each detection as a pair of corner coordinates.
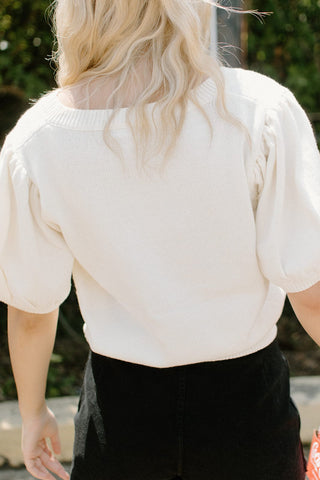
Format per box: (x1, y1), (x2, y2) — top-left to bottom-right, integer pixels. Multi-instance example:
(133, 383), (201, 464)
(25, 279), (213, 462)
(51, 0), (231, 174)
(53, 0), (214, 85)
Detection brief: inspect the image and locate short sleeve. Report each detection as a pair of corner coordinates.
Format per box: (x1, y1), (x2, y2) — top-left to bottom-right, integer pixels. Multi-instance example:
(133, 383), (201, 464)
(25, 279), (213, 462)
(256, 87), (320, 293)
(0, 139), (74, 313)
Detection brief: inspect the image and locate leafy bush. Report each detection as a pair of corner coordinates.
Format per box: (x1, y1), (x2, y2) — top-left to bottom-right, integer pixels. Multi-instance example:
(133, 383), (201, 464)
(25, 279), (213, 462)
(247, 0), (320, 142)
(0, 0), (55, 98)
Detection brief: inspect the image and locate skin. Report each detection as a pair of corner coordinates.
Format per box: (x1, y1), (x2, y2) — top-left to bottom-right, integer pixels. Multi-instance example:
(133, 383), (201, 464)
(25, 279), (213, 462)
(8, 307), (69, 480)
(288, 281), (320, 346)
(7, 280), (320, 479)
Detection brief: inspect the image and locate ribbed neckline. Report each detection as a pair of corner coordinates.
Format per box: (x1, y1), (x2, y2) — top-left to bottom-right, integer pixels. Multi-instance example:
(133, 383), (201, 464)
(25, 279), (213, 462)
(40, 77), (217, 131)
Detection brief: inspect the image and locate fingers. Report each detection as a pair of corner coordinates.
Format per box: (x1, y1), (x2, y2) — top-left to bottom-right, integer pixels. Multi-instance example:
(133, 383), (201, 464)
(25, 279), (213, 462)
(41, 450), (70, 480)
(25, 457), (57, 480)
(50, 431), (62, 455)
(25, 443), (69, 480)
(26, 454), (70, 480)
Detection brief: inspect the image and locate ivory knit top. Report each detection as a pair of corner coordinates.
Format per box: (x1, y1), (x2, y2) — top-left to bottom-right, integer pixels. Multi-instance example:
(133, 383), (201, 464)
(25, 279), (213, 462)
(1, 67), (320, 367)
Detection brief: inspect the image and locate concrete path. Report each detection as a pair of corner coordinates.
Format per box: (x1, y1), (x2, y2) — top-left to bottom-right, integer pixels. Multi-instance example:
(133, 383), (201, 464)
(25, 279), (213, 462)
(0, 464), (71, 480)
(0, 376), (319, 478)
(0, 397), (78, 468)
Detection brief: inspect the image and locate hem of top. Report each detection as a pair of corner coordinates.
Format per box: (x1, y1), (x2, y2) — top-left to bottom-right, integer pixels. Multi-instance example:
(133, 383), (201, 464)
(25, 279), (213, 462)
(0, 296), (63, 315)
(278, 272), (320, 293)
(84, 327), (277, 368)
(38, 77), (217, 131)
(183, 328), (278, 365)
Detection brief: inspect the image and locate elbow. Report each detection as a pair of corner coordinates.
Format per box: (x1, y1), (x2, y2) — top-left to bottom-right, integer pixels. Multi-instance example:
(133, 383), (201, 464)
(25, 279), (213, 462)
(7, 306), (59, 331)
(287, 280), (320, 312)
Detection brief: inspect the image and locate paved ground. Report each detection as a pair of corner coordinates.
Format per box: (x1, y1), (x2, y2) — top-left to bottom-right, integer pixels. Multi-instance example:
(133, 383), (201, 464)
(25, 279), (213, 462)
(0, 451), (312, 479)
(0, 450), (313, 480)
(0, 464), (72, 480)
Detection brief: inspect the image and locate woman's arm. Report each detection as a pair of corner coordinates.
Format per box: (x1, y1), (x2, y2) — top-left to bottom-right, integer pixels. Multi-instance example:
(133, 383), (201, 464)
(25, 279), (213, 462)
(8, 306), (58, 418)
(287, 281), (320, 346)
(7, 306), (69, 480)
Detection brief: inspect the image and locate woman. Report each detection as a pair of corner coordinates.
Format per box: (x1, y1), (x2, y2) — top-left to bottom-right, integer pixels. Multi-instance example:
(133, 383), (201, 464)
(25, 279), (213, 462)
(1, 1), (320, 479)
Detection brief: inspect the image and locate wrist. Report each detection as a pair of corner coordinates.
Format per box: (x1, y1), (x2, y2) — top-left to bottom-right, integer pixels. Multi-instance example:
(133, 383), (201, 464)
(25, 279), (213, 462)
(19, 399), (47, 422)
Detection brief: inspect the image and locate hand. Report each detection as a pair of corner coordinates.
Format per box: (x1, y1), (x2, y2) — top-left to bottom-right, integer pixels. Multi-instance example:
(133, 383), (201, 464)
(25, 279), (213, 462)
(21, 405), (70, 480)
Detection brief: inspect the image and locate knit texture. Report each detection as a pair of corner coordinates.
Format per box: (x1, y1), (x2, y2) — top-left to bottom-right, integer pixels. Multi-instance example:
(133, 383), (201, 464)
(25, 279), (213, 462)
(1, 67), (320, 366)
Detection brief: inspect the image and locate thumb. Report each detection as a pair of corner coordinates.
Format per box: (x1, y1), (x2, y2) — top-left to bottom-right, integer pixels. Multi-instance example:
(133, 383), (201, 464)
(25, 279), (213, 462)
(50, 432), (61, 455)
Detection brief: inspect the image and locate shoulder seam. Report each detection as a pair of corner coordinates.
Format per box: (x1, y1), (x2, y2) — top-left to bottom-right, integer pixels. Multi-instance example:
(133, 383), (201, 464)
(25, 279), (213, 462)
(225, 83), (287, 112)
(10, 124), (49, 181)
(13, 123), (49, 152)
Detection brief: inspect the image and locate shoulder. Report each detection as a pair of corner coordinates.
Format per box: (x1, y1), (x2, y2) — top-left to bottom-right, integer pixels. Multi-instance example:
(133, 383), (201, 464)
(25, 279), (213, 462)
(3, 90), (58, 151)
(221, 67), (288, 110)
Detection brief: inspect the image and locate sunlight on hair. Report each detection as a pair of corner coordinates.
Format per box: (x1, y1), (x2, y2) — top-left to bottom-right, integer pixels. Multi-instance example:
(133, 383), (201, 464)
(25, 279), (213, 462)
(49, 0), (265, 176)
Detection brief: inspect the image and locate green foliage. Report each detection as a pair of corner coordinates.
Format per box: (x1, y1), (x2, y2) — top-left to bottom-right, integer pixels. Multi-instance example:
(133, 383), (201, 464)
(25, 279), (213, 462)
(0, 0), (55, 98)
(247, 0), (320, 113)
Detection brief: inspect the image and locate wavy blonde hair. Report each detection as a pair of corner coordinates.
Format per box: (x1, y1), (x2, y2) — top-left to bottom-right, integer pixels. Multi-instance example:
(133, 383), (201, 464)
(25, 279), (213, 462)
(51, 0), (250, 175)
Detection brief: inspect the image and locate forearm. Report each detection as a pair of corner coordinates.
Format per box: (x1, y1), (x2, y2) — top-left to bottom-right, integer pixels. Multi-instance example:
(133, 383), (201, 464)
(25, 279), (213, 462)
(287, 300), (320, 347)
(7, 306), (59, 420)
(288, 282), (320, 347)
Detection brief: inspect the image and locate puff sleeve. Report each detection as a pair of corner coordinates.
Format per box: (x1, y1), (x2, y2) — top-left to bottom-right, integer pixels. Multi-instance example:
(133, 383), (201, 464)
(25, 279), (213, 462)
(0, 139), (74, 313)
(256, 87), (320, 292)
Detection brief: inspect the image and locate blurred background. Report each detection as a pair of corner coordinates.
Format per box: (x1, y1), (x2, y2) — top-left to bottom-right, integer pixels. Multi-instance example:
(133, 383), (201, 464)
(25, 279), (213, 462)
(0, 0), (320, 402)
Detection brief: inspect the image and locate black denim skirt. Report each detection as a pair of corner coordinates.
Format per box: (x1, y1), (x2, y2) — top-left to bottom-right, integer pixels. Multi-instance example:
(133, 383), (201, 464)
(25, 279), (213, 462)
(70, 339), (306, 480)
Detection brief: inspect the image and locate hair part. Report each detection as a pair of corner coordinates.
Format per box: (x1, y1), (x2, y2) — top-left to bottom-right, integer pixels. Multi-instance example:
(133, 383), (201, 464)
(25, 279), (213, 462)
(50, 0), (255, 176)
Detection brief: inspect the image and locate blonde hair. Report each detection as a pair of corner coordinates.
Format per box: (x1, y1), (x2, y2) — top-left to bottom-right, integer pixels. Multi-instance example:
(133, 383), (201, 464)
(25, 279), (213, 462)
(51, 0), (249, 176)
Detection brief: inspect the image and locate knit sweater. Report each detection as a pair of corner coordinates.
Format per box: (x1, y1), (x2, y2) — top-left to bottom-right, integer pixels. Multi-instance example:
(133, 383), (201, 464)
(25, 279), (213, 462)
(1, 67), (320, 367)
